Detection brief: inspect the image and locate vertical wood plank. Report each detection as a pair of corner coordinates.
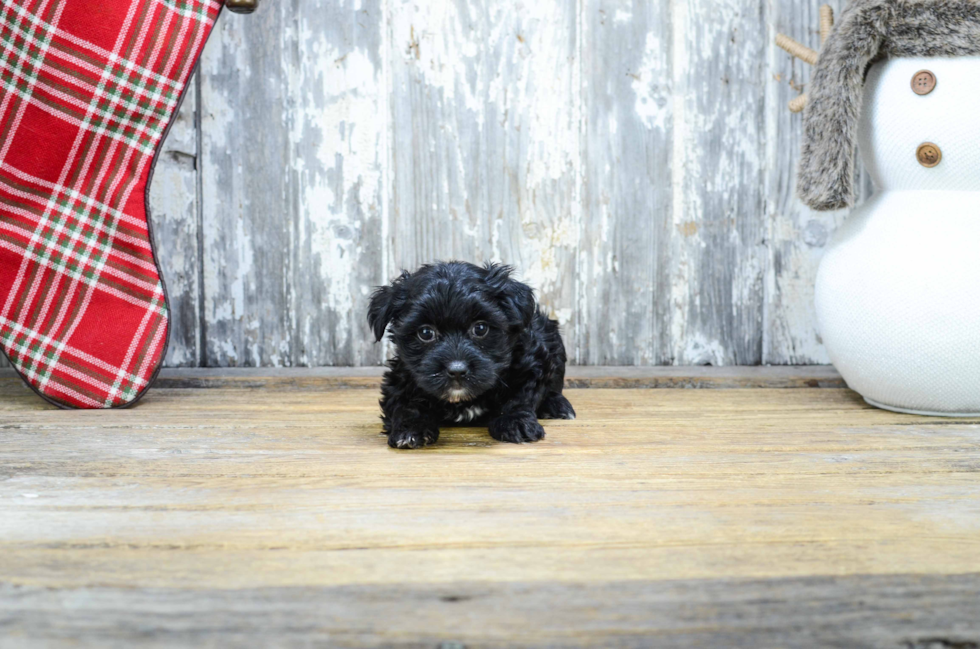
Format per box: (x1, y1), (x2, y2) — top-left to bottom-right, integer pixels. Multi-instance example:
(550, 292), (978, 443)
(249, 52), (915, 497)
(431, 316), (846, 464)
(764, 0), (850, 365)
(285, 0), (387, 366)
(149, 75), (201, 367)
(199, 0), (386, 367)
(577, 0), (672, 365)
(200, 11), (290, 366)
(668, 0), (768, 366)
(386, 0), (579, 333)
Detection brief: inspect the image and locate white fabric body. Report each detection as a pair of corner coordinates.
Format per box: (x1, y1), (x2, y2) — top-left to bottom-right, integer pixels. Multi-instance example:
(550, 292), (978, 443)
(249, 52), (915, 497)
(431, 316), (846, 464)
(816, 57), (980, 415)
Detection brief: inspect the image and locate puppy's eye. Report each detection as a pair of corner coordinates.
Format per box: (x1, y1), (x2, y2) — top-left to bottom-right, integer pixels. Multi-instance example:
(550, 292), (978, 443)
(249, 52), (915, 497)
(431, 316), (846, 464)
(470, 321), (490, 339)
(417, 326), (437, 342)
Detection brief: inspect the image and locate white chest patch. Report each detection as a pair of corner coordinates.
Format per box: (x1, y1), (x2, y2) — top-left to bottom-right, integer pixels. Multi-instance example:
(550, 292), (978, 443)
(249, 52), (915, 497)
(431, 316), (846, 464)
(454, 405), (485, 423)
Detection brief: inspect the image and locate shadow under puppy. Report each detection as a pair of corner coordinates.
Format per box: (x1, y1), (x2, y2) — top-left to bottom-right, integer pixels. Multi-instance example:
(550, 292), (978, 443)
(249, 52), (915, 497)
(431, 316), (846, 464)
(368, 261), (575, 449)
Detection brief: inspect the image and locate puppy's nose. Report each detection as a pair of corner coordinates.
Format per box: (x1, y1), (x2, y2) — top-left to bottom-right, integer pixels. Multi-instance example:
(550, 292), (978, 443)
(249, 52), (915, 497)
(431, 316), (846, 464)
(446, 360), (469, 380)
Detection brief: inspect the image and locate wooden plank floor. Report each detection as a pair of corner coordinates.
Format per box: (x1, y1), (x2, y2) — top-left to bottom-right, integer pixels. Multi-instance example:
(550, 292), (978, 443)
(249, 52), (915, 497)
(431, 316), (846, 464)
(2, 370), (980, 647)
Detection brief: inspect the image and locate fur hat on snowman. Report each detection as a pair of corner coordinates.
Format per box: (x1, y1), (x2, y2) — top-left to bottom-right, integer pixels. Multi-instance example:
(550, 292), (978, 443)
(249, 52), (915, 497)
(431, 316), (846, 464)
(791, 0), (980, 211)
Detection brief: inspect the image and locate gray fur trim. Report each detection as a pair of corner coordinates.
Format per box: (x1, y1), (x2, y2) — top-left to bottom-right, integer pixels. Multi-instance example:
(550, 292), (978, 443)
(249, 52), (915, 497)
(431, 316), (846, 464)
(799, 0), (980, 211)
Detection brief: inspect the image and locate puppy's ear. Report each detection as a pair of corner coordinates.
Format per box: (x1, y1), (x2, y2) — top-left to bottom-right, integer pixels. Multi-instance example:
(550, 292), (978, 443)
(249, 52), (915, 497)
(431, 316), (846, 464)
(368, 272), (410, 342)
(485, 263), (536, 328)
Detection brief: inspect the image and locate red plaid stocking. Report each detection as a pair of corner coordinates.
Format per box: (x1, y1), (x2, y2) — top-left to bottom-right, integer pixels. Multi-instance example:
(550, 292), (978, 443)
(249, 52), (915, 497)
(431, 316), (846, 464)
(0, 0), (222, 408)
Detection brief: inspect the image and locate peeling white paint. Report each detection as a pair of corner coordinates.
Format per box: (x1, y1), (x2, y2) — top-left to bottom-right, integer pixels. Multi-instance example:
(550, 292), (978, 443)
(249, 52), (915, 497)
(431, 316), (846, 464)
(289, 24), (383, 356)
(147, 0), (833, 369)
(613, 9), (633, 24)
(683, 333), (726, 367)
(633, 32), (670, 133)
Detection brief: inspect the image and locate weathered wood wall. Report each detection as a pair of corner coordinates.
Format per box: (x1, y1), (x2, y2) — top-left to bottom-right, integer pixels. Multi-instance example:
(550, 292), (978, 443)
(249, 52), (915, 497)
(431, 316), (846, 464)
(145, 0), (859, 368)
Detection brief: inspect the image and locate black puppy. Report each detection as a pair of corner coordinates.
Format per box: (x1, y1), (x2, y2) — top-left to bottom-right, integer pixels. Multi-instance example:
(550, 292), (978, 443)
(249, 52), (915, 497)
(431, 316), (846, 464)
(368, 261), (575, 449)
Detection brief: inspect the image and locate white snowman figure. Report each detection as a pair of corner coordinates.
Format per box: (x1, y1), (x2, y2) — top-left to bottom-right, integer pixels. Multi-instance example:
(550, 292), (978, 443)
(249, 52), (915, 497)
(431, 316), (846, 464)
(794, 0), (980, 415)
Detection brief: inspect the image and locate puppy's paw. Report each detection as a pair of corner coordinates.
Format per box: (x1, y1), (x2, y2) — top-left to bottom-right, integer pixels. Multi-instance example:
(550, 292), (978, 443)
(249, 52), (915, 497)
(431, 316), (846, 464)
(388, 426), (439, 449)
(488, 413), (545, 444)
(537, 394), (576, 420)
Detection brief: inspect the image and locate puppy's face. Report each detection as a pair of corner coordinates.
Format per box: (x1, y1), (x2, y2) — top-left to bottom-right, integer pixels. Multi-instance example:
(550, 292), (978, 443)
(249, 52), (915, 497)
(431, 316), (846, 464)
(368, 262), (535, 403)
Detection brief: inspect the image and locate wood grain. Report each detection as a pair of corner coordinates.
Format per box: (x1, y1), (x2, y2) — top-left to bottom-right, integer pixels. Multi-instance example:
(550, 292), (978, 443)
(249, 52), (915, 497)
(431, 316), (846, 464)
(3, 385), (980, 583)
(668, 0), (768, 366)
(3, 378), (980, 642)
(197, 9), (290, 366)
(576, 0), (671, 365)
(4, 575), (980, 648)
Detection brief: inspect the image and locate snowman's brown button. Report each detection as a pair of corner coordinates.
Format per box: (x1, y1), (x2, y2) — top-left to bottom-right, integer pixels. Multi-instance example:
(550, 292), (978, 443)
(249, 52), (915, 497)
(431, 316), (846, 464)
(916, 142), (942, 168)
(911, 70), (937, 95)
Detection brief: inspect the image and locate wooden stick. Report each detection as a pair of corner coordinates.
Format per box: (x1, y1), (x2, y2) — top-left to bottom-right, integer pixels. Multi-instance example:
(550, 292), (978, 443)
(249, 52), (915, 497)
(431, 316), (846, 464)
(789, 94), (808, 113)
(776, 34), (819, 66)
(820, 5), (834, 45)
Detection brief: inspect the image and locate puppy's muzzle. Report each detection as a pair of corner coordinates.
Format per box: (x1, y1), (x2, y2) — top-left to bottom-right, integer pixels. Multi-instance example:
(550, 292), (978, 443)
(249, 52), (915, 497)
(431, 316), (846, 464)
(446, 360), (469, 381)
(444, 360), (473, 403)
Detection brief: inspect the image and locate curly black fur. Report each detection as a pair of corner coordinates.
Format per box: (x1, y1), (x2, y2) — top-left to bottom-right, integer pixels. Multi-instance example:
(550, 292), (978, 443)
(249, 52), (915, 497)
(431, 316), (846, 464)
(368, 261), (575, 449)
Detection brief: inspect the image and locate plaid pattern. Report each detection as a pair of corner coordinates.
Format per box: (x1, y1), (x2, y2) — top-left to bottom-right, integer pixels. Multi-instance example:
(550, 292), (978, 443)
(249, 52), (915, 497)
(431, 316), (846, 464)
(0, 0), (221, 408)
